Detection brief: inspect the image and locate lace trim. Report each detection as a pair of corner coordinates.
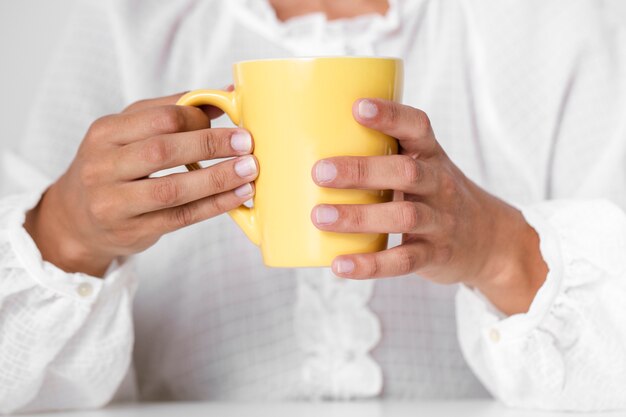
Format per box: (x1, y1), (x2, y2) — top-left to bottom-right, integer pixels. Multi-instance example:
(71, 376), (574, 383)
(293, 268), (382, 399)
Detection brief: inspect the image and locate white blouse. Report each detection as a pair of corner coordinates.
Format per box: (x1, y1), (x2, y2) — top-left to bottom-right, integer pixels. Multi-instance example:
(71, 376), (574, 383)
(1, 0), (626, 413)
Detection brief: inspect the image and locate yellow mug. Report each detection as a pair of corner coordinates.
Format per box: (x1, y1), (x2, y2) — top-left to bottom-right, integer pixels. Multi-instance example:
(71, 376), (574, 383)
(177, 57), (403, 267)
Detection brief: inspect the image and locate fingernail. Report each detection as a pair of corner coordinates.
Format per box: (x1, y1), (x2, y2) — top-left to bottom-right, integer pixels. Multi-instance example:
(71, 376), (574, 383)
(334, 258), (355, 274)
(358, 99), (378, 119)
(235, 156), (257, 178)
(315, 160), (337, 183)
(234, 183), (254, 198)
(315, 205), (338, 225)
(231, 131), (252, 153)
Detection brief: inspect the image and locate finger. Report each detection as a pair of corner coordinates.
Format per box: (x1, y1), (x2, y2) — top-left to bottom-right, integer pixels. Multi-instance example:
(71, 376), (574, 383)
(311, 201), (436, 234)
(89, 105), (213, 146)
(116, 128), (253, 179)
(142, 182), (255, 234)
(352, 98), (439, 159)
(312, 155), (435, 195)
(123, 92), (188, 113)
(118, 155), (258, 216)
(331, 242), (429, 279)
(123, 92), (224, 120)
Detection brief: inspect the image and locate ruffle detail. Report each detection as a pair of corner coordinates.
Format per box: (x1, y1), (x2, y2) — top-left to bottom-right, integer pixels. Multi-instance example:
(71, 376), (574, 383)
(230, 0), (402, 55)
(293, 268), (382, 399)
(457, 199), (626, 410)
(458, 199), (626, 341)
(531, 199), (626, 350)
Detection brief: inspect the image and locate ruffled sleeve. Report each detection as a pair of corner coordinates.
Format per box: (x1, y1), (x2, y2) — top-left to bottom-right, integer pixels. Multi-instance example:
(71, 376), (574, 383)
(0, 187), (137, 414)
(456, 199), (626, 411)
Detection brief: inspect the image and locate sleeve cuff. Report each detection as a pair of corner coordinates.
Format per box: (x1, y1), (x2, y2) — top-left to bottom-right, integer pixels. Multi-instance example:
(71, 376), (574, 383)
(456, 203), (565, 344)
(4, 190), (135, 305)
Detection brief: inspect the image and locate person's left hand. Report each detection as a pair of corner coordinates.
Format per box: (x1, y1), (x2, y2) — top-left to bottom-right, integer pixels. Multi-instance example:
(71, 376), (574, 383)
(311, 99), (547, 314)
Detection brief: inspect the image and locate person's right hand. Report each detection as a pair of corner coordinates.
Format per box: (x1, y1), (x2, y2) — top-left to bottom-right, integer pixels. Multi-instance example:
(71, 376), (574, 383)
(24, 92), (258, 277)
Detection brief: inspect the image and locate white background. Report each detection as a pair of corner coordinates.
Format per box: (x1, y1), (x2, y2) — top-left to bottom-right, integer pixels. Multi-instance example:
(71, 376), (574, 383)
(0, 0), (76, 154)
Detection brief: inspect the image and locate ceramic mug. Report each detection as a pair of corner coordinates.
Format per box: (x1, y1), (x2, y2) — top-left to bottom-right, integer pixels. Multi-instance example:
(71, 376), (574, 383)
(177, 57), (404, 267)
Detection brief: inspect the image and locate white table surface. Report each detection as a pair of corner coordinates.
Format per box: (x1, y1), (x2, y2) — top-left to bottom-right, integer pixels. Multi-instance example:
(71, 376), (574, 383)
(22, 401), (626, 417)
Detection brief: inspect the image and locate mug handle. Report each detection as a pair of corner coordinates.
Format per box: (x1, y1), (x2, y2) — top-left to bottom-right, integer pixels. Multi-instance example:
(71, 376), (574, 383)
(176, 90), (261, 246)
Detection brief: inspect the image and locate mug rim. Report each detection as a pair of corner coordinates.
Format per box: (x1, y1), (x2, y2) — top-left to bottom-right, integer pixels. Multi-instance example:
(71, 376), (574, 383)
(235, 56), (403, 65)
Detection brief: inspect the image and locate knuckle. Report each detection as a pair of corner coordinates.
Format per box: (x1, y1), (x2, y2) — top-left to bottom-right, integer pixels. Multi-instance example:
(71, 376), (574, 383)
(387, 102), (401, 126)
(363, 255), (381, 277)
(353, 157), (369, 185)
(124, 99), (149, 113)
(349, 206), (367, 229)
(152, 177), (180, 206)
(86, 115), (112, 143)
(396, 247), (418, 275)
(207, 166), (230, 192)
(78, 163), (101, 187)
(441, 212), (458, 232)
(141, 138), (171, 166)
(207, 194), (229, 214)
(399, 156), (421, 185)
(87, 195), (113, 224)
(439, 171), (458, 198)
(199, 130), (219, 159)
(414, 109), (432, 133)
(171, 204), (195, 228)
(397, 202), (420, 232)
(153, 106), (186, 133)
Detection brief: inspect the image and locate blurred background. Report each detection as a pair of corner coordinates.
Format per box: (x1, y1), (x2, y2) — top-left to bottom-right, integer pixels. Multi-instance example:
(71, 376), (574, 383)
(0, 0), (76, 154)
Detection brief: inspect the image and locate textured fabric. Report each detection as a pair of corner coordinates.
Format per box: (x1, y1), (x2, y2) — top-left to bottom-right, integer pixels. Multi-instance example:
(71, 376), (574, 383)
(295, 269), (382, 399)
(0, 0), (625, 413)
(0, 191), (137, 412)
(457, 200), (626, 411)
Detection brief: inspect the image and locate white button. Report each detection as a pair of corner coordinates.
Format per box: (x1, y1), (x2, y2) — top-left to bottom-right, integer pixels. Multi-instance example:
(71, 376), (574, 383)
(77, 283), (94, 298)
(489, 328), (501, 343)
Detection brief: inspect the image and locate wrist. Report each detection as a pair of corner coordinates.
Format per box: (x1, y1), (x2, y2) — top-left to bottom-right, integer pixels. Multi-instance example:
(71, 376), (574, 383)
(470, 197), (548, 315)
(24, 185), (113, 277)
